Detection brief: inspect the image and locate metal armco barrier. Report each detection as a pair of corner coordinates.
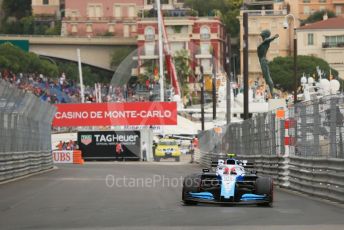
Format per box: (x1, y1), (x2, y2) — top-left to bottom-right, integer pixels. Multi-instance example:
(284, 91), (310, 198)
(0, 79), (56, 183)
(288, 157), (344, 203)
(0, 151), (53, 182)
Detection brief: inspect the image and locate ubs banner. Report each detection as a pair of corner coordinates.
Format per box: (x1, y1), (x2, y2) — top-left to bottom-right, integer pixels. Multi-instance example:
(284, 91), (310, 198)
(77, 131), (141, 160)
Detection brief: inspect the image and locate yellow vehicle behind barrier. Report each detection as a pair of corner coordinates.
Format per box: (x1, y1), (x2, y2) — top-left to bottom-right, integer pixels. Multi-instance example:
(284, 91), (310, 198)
(154, 138), (181, 162)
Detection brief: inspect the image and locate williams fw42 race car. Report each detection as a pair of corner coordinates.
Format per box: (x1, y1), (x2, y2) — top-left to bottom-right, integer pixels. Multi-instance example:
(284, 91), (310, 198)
(182, 157), (273, 206)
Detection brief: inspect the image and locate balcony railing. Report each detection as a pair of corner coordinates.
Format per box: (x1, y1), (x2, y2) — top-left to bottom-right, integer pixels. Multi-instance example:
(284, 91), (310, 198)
(244, 0), (275, 5)
(63, 16), (138, 21)
(322, 42), (344, 48)
(240, 9), (287, 16)
(139, 8), (200, 19)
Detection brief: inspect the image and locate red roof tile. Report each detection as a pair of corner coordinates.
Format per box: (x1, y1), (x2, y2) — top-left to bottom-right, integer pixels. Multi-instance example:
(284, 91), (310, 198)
(298, 17), (344, 30)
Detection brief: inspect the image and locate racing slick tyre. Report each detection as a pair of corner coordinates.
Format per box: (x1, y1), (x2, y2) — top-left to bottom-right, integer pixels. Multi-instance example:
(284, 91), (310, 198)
(182, 174), (201, 205)
(175, 156), (180, 162)
(255, 177), (273, 207)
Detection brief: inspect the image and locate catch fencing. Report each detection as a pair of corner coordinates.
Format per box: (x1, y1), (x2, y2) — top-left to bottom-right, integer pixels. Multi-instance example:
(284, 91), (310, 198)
(198, 95), (344, 203)
(0, 79), (56, 182)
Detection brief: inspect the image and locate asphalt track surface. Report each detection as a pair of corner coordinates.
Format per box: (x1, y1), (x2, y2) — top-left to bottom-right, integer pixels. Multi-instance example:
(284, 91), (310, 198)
(0, 162), (343, 230)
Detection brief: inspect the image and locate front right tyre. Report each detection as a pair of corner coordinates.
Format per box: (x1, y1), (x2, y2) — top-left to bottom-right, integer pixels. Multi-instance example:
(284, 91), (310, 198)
(255, 177), (273, 207)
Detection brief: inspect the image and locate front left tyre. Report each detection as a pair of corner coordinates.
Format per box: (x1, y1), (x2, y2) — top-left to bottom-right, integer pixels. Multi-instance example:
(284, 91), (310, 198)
(182, 174), (201, 205)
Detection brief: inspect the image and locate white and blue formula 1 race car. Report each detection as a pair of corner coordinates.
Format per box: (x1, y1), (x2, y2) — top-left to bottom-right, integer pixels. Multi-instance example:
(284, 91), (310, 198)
(182, 157), (273, 206)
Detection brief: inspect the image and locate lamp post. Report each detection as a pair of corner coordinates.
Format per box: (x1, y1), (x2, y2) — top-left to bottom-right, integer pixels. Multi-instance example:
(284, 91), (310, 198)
(284, 14), (297, 104)
(200, 66), (205, 131)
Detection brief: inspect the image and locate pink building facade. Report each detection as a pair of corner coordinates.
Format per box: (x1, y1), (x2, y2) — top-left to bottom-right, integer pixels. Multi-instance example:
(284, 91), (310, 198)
(32, 0), (61, 16)
(61, 0), (188, 37)
(134, 16), (225, 87)
(62, 0), (145, 37)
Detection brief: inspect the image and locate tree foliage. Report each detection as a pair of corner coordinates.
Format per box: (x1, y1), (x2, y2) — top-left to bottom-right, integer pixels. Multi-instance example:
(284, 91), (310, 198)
(0, 0), (60, 35)
(56, 61), (113, 86)
(302, 10), (336, 25)
(2, 0), (31, 19)
(174, 49), (193, 96)
(0, 43), (58, 77)
(110, 46), (136, 69)
(0, 43), (112, 86)
(184, 0), (243, 36)
(270, 55), (338, 92)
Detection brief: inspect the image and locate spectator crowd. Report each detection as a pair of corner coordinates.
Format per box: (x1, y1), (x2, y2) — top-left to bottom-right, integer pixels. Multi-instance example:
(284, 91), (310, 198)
(1, 69), (155, 105)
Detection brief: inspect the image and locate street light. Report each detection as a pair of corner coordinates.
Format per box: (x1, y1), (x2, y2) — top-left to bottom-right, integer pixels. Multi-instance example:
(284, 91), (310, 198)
(284, 14), (298, 104)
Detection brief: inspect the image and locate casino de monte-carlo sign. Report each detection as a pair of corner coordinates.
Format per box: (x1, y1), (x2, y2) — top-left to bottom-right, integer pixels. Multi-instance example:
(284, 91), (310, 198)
(52, 102), (177, 127)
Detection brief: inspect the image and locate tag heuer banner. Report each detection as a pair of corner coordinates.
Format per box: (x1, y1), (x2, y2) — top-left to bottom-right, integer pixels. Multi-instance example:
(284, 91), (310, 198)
(52, 102), (177, 127)
(77, 131), (141, 160)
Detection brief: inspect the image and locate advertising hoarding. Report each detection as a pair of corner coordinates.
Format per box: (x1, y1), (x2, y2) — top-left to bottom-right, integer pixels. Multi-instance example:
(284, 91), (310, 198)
(52, 102), (177, 127)
(77, 131), (141, 160)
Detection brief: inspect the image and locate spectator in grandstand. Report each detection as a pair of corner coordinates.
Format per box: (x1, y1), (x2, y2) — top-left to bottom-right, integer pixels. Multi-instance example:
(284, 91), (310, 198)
(62, 142), (68, 150)
(56, 141), (63, 151)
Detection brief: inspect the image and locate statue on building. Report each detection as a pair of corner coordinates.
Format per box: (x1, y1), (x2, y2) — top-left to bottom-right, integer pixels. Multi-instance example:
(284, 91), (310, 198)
(257, 30), (279, 97)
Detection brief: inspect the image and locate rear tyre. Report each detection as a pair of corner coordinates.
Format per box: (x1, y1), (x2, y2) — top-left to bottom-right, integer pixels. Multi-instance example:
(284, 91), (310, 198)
(155, 157), (161, 162)
(175, 156), (180, 162)
(182, 174), (201, 205)
(255, 177), (273, 207)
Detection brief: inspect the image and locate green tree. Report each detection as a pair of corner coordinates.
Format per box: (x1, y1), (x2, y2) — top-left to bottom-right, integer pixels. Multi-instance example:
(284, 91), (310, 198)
(0, 43), (59, 76)
(184, 0), (243, 36)
(0, 43), (112, 86)
(137, 60), (156, 85)
(110, 46), (136, 69)
(174, 49), (193, 96)
(0, 16), (35, 34)
(56, 61), (112, 86)
(270, 55), (338, 92)
(20, 16), (35, 34)
(2, 0), (31, 19)
(302, 10), (336, 26)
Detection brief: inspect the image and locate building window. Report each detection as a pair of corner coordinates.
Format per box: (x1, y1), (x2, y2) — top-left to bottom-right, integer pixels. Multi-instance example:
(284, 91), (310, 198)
(71, 24), (78, 33)
(319, 0), (326, 3)
(336, 6), (342, 15)
(108, 24), (115, 33)
(201, 59), (211, 72)
(86, 24), (93, 33)
(166, 26), (174, 35)
(147, 0), (169, 4)
(200, 26), (210, 40)
(325, 35), (344, 47)
(303, 0), (310, 3)
(88, 4), (103, 18)
(304, 6), (311, 15)
(128, 5), (136, 18)
(114, 5), (122, 18)
(145, 42), (155, 56)
(70, 10), (78, 18)
(171, 42), (185, 54)
(145, 26), (155, 41)
(200, 43), (210, 55)
(43, 0), (49, 5)
(307, 33), (314, 45)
